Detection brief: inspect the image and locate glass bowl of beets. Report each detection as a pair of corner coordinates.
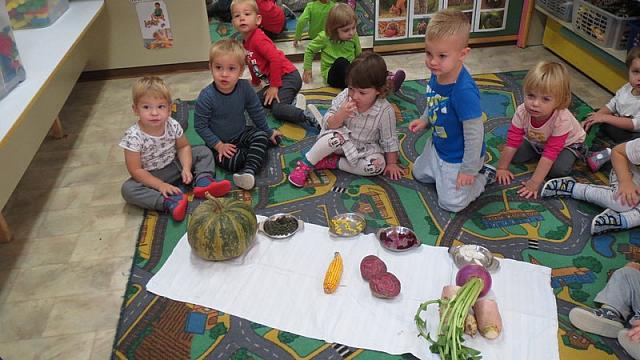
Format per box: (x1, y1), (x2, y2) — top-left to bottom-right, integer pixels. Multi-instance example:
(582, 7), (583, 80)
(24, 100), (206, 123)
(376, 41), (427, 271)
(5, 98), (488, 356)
(259, 213), (304, 239)
(376, 226), (421, 252)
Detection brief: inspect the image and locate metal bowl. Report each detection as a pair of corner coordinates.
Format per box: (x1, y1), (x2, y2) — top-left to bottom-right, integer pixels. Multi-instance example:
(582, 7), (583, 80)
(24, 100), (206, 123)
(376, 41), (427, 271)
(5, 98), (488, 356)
(328, 213), (366, 237)
(377, 226), (421, 252)
(449, 244), (500, 272)
(259, 213), (304, 239)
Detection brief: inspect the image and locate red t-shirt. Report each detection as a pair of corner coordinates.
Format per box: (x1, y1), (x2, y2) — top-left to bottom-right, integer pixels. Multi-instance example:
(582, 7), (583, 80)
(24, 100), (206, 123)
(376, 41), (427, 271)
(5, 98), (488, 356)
(257, 0), (285, 34)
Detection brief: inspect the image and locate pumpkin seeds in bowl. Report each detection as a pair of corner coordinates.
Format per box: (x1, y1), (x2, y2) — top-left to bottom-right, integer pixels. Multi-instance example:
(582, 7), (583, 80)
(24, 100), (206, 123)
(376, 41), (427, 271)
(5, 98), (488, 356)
(329, 213), (366, 237)
(259, 213), (304, 239)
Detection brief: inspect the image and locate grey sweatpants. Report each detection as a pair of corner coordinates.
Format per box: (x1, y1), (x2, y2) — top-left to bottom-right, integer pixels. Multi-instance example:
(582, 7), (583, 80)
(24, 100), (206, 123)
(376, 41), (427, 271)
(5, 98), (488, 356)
(412, 138), (488, 213)
(512, 139), (578, 178)
(121, 146), (216, 211)
(573, 171), (640, 213)
(257, 71), (306, 124)
(594, 265), (640, 322)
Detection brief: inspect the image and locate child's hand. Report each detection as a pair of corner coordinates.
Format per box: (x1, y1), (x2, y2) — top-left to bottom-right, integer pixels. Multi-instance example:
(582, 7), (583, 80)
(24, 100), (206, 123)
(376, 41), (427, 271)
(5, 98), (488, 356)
(158, 182), (182, 197)
(214, 142), (237, 161)
(181, 168), (193, 185)
(408, 119), (427, 133)
(338, 97), (358, 119)
(615, 181), (640, 207)
(582, 113), (604, 132)
(303, 70), (312, 83)
(517, 179), (541, 199)
(628, 322), (640, 342)
(456, 172), (475, 189)
(264, 86), (280, 106)
(270, 129), (283, 144)
(496, 169), (514, 185)
(293, 40), (300, 47)
(384, 163), (405, 180)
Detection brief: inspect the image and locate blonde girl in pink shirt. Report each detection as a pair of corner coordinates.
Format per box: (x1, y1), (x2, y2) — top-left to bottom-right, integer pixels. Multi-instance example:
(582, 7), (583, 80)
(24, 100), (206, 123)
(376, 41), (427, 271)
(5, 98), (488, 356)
(495, 61), (586, 199)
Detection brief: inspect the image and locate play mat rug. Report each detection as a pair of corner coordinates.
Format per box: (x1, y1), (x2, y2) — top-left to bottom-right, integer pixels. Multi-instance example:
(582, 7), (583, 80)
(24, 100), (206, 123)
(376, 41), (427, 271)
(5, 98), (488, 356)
(209, 0), (375, 43)
(112, 71), (638, 359)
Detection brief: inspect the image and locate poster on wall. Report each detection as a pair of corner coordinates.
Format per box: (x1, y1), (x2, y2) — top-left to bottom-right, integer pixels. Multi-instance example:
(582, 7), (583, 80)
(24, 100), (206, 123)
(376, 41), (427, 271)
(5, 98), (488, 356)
(133, 0), (173, 49)
(375, 0), (508, 41)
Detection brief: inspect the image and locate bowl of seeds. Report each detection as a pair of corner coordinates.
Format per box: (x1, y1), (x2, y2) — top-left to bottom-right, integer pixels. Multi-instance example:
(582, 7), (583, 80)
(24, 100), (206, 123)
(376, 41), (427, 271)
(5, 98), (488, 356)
(259, 214), (304, 239)
(329, 213), (366, 237)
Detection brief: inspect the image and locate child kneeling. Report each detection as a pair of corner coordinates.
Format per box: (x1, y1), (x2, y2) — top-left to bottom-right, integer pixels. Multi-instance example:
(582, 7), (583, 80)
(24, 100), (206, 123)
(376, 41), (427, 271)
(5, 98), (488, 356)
(288, 52), (405, 187)
(120, 76), (231, 221)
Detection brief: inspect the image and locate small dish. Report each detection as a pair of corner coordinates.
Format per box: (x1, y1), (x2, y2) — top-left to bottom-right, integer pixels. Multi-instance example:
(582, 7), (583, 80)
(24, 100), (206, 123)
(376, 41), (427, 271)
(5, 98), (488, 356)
(259, 213), (304, 239)
(329, 213), (366, 237)
(449, 244), (500, 272)
(377, 226), (421, 252)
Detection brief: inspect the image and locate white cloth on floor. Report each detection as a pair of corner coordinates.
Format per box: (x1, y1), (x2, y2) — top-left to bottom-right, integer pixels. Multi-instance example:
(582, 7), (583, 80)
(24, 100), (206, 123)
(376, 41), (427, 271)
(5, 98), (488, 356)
(147, 217), (559, 360)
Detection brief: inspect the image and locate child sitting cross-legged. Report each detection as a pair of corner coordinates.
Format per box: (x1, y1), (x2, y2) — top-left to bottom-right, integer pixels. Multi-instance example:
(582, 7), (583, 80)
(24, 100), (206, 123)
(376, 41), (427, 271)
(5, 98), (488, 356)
(120, 76), (231, 222)
(495, 61), (586, 199)
(195, 39), (282, 191)
(541, 138), (640, 235)
(583, 47), (640, 172)
(288, 52), (405, 187)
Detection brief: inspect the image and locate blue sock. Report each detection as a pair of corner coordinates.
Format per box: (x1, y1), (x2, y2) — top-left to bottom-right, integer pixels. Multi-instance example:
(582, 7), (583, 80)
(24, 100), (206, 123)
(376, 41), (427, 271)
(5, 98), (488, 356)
(195, 176), (213, 188)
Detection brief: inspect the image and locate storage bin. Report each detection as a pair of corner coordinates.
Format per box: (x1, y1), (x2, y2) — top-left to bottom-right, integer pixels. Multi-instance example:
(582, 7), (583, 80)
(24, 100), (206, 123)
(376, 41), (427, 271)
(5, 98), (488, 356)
(537, 0), (574, 23)
(572, 0), (640, 49)
(6, 0), (69, 29)
(0, 0), (26, 100)
(627, 19), (640, 51)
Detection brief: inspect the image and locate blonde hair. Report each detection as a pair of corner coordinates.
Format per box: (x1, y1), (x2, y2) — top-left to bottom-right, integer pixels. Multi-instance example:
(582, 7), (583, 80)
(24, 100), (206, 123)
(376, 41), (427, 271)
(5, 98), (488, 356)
(523, 61), (572, 110)
(209, 39), (246, 69)
(132, 76), (171, 105)
(347, 52), (391, 98)
(325, 3), (357, 42)
(230, 0), (258, 14)
(425, 9), (470, 45)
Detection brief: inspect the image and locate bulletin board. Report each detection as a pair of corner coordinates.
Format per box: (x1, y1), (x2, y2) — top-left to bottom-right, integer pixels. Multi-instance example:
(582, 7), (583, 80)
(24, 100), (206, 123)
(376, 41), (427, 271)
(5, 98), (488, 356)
(373, 0), (524, 48)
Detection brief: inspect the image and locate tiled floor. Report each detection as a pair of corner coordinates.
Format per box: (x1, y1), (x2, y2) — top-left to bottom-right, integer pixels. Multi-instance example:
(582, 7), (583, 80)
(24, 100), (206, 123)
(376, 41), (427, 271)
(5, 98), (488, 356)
(0, 45), (612, 359)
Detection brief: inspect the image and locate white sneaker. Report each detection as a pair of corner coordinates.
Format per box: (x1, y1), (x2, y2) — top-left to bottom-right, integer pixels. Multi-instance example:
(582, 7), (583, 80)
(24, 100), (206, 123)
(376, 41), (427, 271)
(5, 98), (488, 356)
(569, 306), (624, 338)
(294, 93), (306, 111)
(541, 177), (576, 198)
(591, 208), (626, 235)
(233, 173), (255, 190)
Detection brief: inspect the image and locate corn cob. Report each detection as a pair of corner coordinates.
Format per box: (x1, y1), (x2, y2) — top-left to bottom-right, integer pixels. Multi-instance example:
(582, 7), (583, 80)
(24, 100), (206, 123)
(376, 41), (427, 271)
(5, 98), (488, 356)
(323, 252), (343, 294)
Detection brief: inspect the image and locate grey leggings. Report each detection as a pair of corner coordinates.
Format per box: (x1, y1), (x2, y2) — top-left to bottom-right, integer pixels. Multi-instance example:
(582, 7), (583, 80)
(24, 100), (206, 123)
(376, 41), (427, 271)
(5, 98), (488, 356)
(512, 140), (578, 178)
(594, 265), (640, 322)
(257, 71), (306, 124)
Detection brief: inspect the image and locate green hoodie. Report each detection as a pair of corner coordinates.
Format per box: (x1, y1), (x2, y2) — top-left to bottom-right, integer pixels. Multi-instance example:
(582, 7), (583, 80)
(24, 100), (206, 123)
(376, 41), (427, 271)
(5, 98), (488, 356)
(294, 0), (336, 41)
(303, 31), (361, 81)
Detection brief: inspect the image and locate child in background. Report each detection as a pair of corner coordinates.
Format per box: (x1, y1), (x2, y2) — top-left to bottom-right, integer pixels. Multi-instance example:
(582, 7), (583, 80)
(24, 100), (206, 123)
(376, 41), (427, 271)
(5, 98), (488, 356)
(231, 0), (321, 132)
(567, 262), (639, 359)
(583, 47), (640, 172)
(541, 138), (640, 235)
(495, 61), (586, 199)
(120, 76), (231, 221)
(408, 9), (494, 213)
(288, 52), (405, 187)
(302, 3), (405, 91)
(293, 0), (336, 47)
(211, 0), (286, 39)
(195, 39), (282, 191)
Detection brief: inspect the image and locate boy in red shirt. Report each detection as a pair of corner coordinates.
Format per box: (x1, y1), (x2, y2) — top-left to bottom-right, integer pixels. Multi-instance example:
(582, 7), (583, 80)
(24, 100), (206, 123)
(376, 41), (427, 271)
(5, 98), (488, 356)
(231, 0), (321, 133)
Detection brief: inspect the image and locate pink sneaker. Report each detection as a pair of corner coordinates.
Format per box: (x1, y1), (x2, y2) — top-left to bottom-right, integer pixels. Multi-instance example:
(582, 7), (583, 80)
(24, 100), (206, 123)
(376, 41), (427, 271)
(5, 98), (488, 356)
(288, 161), (312, 187)
(314, 154), (340, 170)
(391, 69), (406, 93)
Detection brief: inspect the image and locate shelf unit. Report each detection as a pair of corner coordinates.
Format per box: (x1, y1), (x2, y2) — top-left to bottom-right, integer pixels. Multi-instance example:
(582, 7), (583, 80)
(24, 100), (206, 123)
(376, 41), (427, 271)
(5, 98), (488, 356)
(0, 0), (104, 242)
(535, 3), (627, 92)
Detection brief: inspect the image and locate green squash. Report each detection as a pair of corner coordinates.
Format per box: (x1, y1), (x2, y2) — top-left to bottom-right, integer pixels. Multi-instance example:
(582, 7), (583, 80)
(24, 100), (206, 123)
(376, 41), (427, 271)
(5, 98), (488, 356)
(187, 195), (257, 261)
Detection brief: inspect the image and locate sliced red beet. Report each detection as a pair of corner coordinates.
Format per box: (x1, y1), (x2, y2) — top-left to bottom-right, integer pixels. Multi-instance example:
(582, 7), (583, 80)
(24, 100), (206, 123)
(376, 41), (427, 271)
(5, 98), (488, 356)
(360, 255), (387, 281)
(369, 272), (401, 298)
